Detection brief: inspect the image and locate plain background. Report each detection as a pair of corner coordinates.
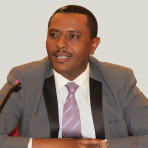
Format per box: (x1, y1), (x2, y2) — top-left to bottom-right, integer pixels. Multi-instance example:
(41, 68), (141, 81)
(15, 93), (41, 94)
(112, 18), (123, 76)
(0, 0), (148, 97)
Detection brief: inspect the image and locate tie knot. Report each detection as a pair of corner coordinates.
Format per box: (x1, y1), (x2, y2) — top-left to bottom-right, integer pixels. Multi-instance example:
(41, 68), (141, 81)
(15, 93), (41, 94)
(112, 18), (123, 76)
(65, 82), (79, 94)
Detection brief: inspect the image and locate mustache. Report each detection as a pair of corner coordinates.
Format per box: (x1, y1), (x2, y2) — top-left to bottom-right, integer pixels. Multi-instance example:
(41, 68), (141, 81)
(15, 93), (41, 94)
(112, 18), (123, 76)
(52, 49), (73, 57)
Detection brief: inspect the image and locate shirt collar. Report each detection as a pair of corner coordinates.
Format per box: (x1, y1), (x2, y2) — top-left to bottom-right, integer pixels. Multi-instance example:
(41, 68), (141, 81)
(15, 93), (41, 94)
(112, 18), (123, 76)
(53, 63), (89, 94)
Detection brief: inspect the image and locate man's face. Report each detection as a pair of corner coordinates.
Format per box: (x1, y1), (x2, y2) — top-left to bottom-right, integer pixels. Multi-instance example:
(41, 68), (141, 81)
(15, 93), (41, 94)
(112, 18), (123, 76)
(46, 13), (100, 80)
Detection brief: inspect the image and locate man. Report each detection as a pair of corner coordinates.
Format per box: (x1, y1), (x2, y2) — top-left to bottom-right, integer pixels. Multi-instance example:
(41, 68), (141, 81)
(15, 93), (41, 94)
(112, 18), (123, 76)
(0, 5), (148, 148)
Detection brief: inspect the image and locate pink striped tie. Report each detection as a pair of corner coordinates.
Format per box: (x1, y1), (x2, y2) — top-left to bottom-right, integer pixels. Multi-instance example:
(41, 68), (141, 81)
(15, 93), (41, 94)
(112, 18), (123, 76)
(62, 82), (82, 138)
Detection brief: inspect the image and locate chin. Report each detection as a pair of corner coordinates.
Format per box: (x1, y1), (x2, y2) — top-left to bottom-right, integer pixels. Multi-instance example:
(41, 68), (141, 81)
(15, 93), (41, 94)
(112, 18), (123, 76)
(53, 67), (69, 75)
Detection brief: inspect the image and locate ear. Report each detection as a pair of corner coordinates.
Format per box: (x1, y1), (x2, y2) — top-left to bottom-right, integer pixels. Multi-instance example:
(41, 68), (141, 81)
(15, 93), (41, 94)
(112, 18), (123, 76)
(90, 37), (100, 55)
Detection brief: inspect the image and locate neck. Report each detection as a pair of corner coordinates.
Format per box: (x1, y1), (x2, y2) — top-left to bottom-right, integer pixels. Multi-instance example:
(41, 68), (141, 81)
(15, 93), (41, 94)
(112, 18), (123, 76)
(61, 71), (84, 81)
(60, 65), (88, 81)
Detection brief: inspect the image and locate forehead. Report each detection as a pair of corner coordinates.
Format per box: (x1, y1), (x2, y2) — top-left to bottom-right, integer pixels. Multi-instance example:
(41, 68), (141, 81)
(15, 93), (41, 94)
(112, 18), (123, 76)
(48, 13), (88, 30)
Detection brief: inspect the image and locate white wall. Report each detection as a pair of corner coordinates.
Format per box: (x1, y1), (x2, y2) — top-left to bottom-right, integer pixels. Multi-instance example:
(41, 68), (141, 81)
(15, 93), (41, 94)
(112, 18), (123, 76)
(0, 0), (148, 97)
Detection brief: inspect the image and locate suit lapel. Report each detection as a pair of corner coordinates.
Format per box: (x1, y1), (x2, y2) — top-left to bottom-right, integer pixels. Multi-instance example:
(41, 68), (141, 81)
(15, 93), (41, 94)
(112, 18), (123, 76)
(43, 75), (59, 138)
(90, 78), (105, 139)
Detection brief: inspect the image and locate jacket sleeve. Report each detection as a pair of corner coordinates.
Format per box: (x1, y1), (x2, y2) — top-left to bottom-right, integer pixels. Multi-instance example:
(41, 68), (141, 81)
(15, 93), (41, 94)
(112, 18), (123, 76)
(0, 68), (30, 148)
(108, 68), (148, 148)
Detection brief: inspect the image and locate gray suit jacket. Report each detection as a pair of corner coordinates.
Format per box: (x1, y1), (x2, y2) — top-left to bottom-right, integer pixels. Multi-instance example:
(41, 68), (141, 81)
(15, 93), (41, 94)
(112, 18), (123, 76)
(0, 56), (148, 148)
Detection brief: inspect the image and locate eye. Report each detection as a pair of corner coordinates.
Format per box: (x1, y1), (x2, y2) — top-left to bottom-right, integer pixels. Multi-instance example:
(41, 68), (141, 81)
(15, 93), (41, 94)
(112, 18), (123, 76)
(70, 35), (79, 38)
(49, 33), (59, 39)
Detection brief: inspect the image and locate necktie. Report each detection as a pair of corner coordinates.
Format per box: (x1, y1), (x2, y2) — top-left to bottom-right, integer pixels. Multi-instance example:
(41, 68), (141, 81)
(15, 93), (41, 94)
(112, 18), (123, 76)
(62, 82), (82, 138)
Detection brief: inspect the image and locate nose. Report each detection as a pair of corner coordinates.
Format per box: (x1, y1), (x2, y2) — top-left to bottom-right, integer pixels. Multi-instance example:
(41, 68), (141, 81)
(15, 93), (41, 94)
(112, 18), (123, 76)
(57, 36), (68, 49)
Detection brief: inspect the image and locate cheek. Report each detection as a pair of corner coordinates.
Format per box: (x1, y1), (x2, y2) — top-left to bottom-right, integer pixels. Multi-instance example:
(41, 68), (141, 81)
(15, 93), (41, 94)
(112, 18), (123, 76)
(46, 40), (56, 54)
(74, 52), (90, 67)
(74, 45), (91, 59)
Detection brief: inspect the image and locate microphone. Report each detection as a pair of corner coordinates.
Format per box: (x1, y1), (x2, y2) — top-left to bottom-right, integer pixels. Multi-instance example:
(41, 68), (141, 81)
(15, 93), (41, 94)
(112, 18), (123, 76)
(0, 80), (21, 113)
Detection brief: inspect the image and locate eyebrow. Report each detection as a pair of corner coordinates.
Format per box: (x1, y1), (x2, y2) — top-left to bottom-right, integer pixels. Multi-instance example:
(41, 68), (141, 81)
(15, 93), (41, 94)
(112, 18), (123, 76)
(67, 30), (81, 34)
(48, 28), (60, 32)
(48, 28), (81, 34)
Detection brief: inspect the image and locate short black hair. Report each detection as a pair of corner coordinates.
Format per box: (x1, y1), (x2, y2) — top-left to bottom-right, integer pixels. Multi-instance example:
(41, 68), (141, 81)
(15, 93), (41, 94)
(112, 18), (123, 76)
(48, 5), (98, 39)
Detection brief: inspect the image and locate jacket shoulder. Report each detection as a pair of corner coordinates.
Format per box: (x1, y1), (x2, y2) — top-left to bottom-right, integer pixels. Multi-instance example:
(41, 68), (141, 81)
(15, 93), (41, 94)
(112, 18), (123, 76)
(10, 57), (49, 74)
(7, 57), (50, 84)
(89, 56), (135, 90)
(89, 56), (132, 77)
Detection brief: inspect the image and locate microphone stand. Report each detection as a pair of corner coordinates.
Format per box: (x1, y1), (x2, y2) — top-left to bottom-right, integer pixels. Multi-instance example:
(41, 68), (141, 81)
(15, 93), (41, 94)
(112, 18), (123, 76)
(0, 80), (21, 113)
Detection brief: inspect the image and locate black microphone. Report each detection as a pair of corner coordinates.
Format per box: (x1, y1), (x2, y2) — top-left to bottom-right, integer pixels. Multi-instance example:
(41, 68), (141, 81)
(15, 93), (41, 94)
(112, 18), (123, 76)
(0, 80), (21, 113)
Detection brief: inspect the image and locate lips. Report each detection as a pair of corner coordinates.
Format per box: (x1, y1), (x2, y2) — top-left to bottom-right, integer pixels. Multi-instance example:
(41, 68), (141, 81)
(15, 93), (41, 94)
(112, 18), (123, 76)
(53, 53), (72, 62)
(57, 55), (69, 59)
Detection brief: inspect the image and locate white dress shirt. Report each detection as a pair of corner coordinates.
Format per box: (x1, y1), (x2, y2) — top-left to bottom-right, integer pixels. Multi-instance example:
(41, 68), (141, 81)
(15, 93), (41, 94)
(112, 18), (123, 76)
(28, 63), (95, 148)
